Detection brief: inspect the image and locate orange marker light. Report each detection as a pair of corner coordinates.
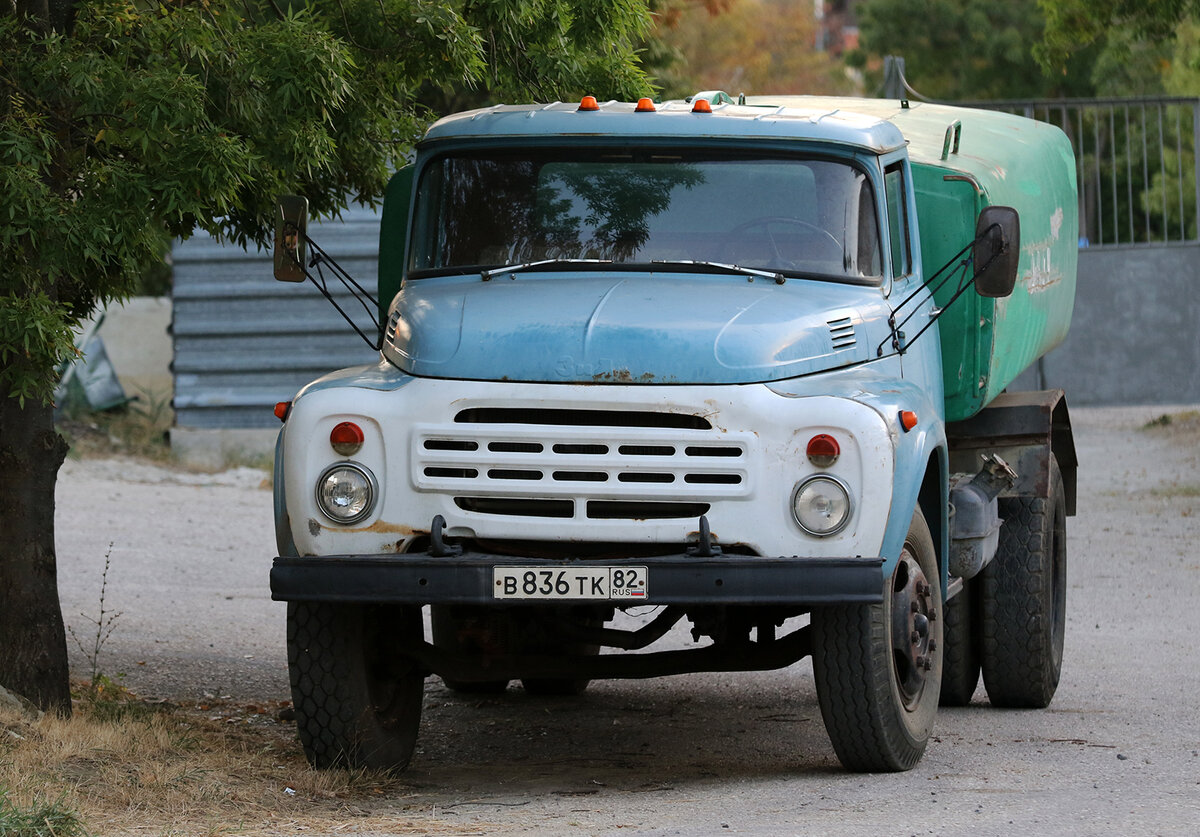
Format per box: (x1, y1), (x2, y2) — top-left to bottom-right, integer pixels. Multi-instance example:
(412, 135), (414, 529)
(806, 434), (840, 468)
(274, 401), (291, 422)
(330, 421), (365, 456)
(578, 95), (599, 111)
(635, 97), (657, 112)
(900, 411), (919, 432)
(692, 99), (713, 113)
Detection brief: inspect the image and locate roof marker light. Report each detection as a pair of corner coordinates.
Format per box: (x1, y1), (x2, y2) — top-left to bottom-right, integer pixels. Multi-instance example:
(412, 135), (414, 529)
(578, 95), (599, 111)
(692, 99), (713, 114)
(635, 97), (657, 112)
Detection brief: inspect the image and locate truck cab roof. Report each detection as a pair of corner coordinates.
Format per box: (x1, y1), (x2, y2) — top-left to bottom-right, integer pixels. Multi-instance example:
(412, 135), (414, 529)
(422, 98), (908, 154)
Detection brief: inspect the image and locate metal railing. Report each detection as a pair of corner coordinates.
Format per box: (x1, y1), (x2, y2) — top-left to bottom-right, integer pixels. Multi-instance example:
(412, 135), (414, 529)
(882, 57), (1200, 248)
(961, 97), (1200, 248)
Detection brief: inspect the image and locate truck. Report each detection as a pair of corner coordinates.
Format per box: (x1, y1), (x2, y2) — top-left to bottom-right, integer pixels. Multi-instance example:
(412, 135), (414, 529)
(269, 93), (1078, 773)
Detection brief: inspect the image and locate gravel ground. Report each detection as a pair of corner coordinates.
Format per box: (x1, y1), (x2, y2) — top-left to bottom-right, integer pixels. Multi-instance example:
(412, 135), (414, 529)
(54, 404), (1200, 835)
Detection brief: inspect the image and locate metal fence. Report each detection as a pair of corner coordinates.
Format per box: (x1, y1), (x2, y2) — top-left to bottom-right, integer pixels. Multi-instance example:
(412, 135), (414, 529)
(172, 206), (381, 430)
(960, 97), (1200, 248)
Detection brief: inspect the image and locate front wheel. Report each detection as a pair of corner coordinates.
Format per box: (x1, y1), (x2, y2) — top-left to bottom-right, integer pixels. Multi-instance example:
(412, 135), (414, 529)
(812, 508), (943, 771)
(288, 602), (425, 770)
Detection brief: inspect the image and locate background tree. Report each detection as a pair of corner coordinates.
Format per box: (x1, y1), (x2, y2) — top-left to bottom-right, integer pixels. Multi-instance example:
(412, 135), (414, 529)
(850, 0), (1104, 100)
(0, 0), (651, 713)
(1037, 0), (1200, 75)
(653, 0), (852, 99)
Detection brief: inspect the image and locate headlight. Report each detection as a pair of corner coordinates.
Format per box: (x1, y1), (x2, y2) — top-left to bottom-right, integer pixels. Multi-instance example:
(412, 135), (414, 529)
(315, 462), (377, 524)
(792, 476), (851, 536)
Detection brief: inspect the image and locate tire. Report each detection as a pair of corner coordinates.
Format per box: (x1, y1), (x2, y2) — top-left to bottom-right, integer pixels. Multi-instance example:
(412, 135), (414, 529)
(939, 578), (981, 706)
(812, 508), (943, 772)
(520, 608), (601, 697)
(430, 606), (510, 694)
(980, 455), (1067, 708)
(288, 601), (425, 770)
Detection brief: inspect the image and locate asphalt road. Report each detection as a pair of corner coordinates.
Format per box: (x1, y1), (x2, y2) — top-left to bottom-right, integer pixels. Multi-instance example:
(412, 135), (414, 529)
(55, 405), (1200, 836)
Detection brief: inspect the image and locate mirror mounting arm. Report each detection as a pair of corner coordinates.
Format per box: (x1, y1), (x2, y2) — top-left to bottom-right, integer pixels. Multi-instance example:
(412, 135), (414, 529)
(876, 206), (1020, 359)
(274, 195), (384, 352)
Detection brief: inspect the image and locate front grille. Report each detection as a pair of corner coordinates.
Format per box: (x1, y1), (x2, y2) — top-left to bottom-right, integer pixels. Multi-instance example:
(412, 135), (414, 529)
(415, 407), (752, 521)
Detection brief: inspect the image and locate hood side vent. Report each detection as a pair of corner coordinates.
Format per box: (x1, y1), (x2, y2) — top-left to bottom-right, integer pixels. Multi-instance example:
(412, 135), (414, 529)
(828, 316), (856, 349)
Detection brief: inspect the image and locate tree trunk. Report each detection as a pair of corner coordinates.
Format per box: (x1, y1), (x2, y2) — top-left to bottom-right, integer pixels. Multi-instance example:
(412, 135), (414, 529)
(0, 389), (72, 714)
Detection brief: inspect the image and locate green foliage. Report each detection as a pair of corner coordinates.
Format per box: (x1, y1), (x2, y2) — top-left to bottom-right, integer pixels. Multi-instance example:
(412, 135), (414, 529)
(854, 0), (1101, 99)
(1037, 0), (1200, 73)
(0, 790), (90, 837)
(1, 0), (653, 408)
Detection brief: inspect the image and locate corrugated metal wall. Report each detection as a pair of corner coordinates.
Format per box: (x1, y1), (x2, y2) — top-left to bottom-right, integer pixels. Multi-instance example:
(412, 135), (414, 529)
(172, 206), (382, 429)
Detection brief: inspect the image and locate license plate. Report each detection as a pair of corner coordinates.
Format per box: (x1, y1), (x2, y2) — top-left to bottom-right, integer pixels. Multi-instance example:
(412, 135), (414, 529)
(493, 566), (648, 600)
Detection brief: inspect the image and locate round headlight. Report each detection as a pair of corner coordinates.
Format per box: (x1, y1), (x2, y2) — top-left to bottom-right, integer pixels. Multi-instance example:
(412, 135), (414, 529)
(316, 463), (377, 524)
(792, 476), (851, 536)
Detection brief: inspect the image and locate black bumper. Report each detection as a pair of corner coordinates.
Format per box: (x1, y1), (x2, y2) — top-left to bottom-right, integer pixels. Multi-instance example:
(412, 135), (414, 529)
(270, 551), (884, 606)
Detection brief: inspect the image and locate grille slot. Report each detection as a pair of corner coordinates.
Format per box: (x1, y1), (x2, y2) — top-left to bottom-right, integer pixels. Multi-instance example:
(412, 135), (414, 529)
(425, 439), (478, 451)
(684, 473), (742, 485)
(424, 467), (478, 479)
(587, 501), (711, 520)
(553, 443), (608, 455)
(553, 471), (609, 482)
(488, 468), (543, 481)
(456, 408), (711, 430)
(456, 498), (574, 518)
(684, 445), (742, 457)
(489, 441), (543, 453)
(618, 472), (675, 484)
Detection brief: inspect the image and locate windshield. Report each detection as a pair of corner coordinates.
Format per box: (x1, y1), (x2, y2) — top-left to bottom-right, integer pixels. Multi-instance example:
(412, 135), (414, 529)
(409, 149), (883, 282)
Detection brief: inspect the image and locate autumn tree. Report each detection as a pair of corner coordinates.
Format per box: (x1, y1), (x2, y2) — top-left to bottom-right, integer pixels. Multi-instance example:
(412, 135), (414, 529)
(655, 0), (852, 98)
(0, 0), (651, 713)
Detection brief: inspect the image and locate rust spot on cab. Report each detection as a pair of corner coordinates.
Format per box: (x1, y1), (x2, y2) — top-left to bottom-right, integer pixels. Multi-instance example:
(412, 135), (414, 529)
(592, 369), (657, 384)
(361, 521), (420, 536)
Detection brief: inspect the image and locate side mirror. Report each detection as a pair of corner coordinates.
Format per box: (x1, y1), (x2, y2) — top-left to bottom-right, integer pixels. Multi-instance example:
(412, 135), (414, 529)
(973, 205), (1019, 298)
(274, 195), (309, 282)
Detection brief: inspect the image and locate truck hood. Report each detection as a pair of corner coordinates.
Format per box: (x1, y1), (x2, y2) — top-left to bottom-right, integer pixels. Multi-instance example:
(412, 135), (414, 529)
(382, 272), (891, 384)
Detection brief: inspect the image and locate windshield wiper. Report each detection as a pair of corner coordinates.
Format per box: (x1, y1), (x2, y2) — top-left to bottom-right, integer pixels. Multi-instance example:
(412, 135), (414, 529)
(651, 260), (786, 285)
(481, 258), (613, 281)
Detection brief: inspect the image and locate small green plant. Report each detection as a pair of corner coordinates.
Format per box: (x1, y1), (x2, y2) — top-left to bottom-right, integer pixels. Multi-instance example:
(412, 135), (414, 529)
(0, 789), (90, 837)
(67, 544), (123, 696)
(1143, 413), (1173, 429)
(58, 383), (174, 463)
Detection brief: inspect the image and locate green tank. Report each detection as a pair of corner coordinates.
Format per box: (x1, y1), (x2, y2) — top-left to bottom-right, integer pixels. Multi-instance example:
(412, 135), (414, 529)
(750, 97), (1078, 422)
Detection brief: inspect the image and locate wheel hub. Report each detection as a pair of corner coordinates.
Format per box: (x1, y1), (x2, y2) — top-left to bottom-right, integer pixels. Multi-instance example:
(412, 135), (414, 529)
(891, 547), (937, 710)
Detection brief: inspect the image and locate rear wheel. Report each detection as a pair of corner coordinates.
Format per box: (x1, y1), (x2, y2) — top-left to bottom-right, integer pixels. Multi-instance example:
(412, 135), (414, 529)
(939, 578), (981, 706)
(430, 606), (510, 694)
(520, 608), (600, 697)
(980, 456), (1067, 708)
(288, 602), (425, 770)
(812, 508), (943, 772)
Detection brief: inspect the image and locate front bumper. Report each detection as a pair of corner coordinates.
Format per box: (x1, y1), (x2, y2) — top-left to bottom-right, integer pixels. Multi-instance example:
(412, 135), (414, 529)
(270, 551), (884, 606)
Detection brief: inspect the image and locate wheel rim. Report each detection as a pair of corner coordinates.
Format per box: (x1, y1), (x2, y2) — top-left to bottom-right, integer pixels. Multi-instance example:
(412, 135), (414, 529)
(890, 543), (937, 711)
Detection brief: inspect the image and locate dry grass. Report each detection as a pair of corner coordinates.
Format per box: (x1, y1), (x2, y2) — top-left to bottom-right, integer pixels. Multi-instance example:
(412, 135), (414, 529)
(58, 395), (173, 464)
(0, 691), (465, 837)
(1141, 409), (1200, 440)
